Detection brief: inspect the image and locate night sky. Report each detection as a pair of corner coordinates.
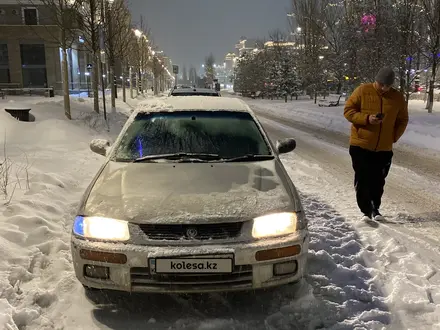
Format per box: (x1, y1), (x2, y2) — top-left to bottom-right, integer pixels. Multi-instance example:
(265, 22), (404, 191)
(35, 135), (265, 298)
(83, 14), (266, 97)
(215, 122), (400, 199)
(128, 0), (291, 69)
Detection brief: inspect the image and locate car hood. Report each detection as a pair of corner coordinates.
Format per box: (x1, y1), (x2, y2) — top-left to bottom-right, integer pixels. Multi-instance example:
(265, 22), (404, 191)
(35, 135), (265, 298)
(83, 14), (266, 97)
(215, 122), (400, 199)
(79, 160), (300, 224)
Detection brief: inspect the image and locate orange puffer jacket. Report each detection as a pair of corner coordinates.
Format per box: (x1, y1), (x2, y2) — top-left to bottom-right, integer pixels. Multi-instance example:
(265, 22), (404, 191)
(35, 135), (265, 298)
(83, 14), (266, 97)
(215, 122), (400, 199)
(344, 83), (409, 151)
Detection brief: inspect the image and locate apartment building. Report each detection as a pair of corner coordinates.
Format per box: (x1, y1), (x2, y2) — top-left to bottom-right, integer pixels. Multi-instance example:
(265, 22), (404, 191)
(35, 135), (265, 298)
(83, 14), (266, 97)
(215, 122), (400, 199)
(0, 0), (88, 93)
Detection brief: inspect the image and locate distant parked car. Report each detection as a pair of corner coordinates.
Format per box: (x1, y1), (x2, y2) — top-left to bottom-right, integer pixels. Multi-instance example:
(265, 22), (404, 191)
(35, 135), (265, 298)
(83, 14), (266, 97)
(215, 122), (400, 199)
(71, 96), (309, 294)
(169, 88), (221, 97)
(174, 84), (192, 89)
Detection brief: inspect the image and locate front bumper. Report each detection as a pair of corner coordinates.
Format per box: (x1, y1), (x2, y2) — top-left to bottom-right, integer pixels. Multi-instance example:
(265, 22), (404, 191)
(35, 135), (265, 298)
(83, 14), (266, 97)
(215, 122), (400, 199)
(71, 231), (309, 293)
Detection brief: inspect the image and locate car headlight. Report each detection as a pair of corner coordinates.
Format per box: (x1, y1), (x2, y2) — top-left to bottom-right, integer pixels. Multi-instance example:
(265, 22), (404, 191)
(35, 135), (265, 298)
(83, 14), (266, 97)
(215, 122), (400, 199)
(73, 216), (130, 241)
(252, 212), (304, 238)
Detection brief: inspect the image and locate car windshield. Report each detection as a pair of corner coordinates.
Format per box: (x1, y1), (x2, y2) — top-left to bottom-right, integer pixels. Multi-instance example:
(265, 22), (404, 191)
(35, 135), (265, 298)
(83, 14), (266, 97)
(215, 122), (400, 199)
(113, 110), (271, 161)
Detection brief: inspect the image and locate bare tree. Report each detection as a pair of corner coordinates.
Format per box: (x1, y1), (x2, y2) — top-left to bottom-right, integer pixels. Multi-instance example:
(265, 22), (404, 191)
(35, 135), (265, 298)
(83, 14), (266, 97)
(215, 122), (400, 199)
(339, 0), (363, 92)
(314, 0), (347, 94)
(27, 0), (82, 119)
(133, 16), (152, 95)
(78, 0), (101, 113)
(103, 0), (132, 106)
(290, 0), (325, 101)
(392, 0), (422, 102)
(151, 56), (164, 94)
(420, 0), (440, 112)
(127, 32), (141, 98)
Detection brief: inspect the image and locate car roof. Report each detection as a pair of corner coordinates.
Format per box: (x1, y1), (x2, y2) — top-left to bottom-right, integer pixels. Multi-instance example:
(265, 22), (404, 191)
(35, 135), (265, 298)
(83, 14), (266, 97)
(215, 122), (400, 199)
(134, 96), (251, 114)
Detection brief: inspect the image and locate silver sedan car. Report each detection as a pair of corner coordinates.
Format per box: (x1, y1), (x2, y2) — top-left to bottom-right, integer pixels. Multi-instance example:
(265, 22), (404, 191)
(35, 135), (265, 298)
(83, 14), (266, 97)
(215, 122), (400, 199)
(71, 96), (309, 293)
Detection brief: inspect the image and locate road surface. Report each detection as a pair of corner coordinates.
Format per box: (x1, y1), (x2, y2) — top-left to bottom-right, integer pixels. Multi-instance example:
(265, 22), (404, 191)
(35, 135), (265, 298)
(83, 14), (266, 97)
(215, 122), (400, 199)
(248, 101), (440, 226)
(243, 99), (440, 303)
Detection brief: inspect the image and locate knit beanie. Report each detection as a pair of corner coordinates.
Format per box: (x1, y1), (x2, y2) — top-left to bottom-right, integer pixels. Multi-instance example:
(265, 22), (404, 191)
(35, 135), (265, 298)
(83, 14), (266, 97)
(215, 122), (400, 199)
(375, 67), (395, 86)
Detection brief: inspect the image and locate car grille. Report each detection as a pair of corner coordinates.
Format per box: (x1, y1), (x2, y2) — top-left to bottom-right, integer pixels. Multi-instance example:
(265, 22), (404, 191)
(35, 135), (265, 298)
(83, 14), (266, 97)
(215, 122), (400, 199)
(130, 265), (253, 291)
(138, 222), (244, 240)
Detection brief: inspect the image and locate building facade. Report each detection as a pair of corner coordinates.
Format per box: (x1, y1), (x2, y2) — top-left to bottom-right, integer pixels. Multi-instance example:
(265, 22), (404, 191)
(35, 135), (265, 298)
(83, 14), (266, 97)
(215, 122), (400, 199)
(235, 37), (258, 57)
(0, 0), (87, 93)
(0, 0), (62, 89)
(224, 52), (236, 72)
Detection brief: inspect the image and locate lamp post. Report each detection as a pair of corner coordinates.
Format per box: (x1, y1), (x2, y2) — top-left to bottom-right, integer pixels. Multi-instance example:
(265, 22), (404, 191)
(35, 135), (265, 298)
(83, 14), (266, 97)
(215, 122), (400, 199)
(85, 72), (90, 97)
(129, 66), (133, 99)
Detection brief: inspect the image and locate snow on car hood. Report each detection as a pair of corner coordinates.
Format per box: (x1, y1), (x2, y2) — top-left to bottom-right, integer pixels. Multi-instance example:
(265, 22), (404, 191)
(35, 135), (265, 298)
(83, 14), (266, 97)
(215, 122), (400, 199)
(80, 160), (300, 224)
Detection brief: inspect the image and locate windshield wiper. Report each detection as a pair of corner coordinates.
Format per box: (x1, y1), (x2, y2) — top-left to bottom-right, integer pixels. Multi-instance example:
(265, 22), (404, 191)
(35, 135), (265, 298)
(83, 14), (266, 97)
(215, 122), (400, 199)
(222, 154), (275, 162)
(133, 152), (222, 163)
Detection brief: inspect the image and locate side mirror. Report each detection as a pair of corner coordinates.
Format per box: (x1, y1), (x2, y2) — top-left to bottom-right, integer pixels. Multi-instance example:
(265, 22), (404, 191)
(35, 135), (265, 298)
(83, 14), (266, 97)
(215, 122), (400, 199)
(90, 139), (111, 156)
(276, 138), (296, 154)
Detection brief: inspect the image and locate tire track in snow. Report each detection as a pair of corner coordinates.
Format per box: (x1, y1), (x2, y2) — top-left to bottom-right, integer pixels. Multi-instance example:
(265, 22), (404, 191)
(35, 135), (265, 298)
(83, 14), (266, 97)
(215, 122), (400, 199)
(264, 192), (392, 330)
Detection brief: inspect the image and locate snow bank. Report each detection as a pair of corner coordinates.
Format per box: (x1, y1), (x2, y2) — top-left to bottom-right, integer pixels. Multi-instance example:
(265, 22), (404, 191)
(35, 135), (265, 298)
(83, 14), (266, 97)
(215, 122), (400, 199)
(0, 95), (142, 329)
(246, 98), (440, 152)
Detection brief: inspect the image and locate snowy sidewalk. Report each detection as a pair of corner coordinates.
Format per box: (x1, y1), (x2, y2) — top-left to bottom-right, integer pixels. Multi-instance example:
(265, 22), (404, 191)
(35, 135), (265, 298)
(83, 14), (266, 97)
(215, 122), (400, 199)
(0, 95), (142, 329)
(244, 98), (440, 152)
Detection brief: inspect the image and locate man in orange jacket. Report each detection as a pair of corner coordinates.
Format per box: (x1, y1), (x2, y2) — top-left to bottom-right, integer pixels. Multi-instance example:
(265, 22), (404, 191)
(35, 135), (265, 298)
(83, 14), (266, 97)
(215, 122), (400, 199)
(344, 67), (409, 221)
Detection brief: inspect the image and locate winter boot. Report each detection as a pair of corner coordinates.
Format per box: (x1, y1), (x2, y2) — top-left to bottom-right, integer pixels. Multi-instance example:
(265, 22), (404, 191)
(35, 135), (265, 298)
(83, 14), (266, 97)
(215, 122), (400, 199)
(372, 209), (385, 221)
(361, 213), (372, 222)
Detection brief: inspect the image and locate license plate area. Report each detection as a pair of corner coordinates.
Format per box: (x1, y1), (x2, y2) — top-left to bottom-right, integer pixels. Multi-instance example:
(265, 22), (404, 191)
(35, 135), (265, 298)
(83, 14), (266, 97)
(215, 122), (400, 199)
(149, 254), (234, 274)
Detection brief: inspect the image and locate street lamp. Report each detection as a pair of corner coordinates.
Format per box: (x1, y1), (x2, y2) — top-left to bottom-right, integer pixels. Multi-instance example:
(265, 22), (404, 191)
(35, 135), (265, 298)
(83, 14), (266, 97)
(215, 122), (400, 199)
(134, 29), (142, 38)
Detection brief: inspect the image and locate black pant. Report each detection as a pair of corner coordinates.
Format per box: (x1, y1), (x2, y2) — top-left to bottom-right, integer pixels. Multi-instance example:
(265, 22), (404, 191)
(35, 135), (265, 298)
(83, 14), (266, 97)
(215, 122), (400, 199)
(349, 145), (393, 216)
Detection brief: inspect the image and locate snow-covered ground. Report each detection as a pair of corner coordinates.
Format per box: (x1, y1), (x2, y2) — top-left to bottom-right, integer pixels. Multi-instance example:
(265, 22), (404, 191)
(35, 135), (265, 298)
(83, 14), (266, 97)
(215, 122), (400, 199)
(244, 97), (440, 153)
(277, 137), (440, 330)
(0, 95), (141, 329)
(0, 94), (439, 329)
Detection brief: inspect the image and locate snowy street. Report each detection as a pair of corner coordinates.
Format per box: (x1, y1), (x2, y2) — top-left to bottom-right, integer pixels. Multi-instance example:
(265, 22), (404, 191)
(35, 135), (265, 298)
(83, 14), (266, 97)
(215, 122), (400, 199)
(1, 95), (440, 329)
(249, 98), (440, 227)
(246, 97), (440, 329)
